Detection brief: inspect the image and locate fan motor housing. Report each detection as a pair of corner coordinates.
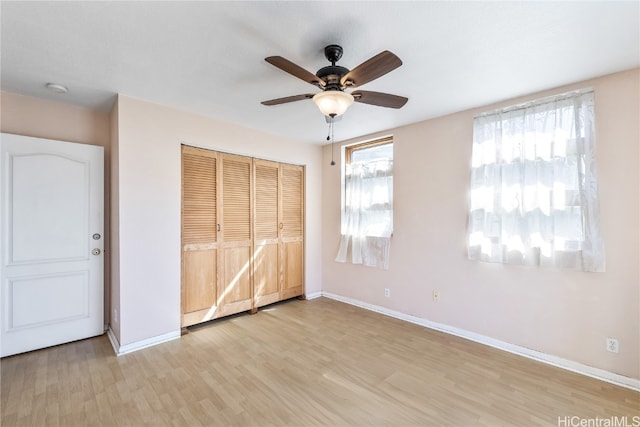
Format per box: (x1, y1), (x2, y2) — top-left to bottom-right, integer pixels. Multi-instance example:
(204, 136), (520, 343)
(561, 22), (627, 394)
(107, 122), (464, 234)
(316, 65), (349, 89)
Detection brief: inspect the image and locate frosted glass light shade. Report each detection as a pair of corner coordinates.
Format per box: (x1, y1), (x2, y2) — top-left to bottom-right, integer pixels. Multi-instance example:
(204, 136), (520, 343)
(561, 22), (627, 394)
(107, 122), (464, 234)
(313, 90), (354, 117)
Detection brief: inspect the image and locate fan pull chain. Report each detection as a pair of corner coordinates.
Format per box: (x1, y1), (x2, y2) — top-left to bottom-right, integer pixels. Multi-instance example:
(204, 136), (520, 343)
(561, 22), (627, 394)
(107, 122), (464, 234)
(327, 115), (336, 166)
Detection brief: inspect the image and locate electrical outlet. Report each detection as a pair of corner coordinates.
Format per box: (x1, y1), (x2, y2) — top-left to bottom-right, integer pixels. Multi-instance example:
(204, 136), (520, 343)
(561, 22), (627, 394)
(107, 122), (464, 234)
(606, 338), (619, 353)
(384, 288), (391, 297)
(432, 290), (440, 302)
(113, 308), (119, 324)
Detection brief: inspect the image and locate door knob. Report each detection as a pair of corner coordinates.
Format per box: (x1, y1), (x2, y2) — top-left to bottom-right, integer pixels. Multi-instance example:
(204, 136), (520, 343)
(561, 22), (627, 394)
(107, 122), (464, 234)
(91, 248), (101, 256)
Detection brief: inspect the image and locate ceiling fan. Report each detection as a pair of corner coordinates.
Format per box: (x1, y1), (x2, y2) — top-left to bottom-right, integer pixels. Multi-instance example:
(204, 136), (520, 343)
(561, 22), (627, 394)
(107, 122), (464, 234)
(261, 44), (408, 117)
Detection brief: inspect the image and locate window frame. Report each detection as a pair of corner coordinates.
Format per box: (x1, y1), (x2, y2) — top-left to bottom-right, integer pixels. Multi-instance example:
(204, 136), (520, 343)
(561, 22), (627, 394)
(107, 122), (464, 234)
(336, 135), (395, 269)
(344, 136), (393, 165)
(340, 136), (394, 236)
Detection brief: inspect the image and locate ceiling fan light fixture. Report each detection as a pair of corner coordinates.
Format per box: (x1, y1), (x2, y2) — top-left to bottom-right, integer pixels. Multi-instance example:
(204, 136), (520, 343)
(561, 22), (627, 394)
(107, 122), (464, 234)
(313, 90), (354, 117)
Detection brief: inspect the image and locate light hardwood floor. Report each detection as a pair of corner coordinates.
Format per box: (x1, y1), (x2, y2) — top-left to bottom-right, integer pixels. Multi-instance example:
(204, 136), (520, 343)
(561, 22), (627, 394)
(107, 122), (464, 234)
(2, 297), (638, 426)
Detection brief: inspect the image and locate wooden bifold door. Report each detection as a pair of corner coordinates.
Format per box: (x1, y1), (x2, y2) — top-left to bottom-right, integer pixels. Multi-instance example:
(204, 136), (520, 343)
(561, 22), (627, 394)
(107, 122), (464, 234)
(181, 146), (304, 327)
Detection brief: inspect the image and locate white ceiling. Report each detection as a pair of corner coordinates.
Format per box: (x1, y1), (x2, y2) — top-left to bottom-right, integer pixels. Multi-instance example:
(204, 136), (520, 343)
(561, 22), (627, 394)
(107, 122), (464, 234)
(2, 1), (638, 144)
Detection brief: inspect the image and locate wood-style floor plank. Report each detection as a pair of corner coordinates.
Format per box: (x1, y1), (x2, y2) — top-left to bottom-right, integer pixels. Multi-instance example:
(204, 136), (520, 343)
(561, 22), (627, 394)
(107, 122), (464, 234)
(1, 297), (638, 426)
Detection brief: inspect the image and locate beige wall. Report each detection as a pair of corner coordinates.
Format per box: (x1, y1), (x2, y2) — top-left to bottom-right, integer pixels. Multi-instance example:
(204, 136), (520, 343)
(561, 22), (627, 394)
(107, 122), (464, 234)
(109, 99), (121, 341)
(114, 95), (323, 346)
(0, 91), (112, 327)
(322, 69), (640, 379)
(1, 92), (111, 147)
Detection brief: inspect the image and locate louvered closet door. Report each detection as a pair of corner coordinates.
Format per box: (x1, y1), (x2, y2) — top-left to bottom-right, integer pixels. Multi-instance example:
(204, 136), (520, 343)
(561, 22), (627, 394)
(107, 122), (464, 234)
(281, 164), (304, 299)
(181, 146), (220, 327)
(219, 154), (253, 316)
(253, 159), (280, 308)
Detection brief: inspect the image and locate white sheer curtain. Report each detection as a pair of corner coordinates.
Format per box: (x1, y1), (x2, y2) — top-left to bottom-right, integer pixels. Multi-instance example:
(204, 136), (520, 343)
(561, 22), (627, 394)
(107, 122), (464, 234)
(467, 89), (605, 272)
(336, 159), (393, 269)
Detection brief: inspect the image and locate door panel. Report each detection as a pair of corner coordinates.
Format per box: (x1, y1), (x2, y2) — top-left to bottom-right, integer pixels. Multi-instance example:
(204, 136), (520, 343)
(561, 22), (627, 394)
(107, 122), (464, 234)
(1, 133), (103, 357)
(281, 164), (304, 300)
(222, 156), (251, 242)
(182, 249), (217, 314)
(253, 160), (280, 307)
(254, 243), (279, 307)
(182, 148), (217, 244)
(254, 161), (279, 240)
(281, 165), (303, 239)
(9, 272), (88, 329)
(11, 154), (88, 263)
(221, 246), (252, 303)
(219, 154), (252, 316)
(282, 241), (303, 299)
(181, 146), (219, 326)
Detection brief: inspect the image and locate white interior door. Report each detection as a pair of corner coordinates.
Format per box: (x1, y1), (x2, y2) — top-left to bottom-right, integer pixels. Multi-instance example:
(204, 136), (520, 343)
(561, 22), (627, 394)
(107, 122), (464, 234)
(0, 133), (104, 357)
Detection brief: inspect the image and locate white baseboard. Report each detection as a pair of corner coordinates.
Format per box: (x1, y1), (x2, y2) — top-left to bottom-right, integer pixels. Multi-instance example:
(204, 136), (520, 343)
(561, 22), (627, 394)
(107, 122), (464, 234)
(107, 327), (180, 356)
(321, 292), (640, 392)
(106, 327), (120, 354)
(305, 291), (322, 300)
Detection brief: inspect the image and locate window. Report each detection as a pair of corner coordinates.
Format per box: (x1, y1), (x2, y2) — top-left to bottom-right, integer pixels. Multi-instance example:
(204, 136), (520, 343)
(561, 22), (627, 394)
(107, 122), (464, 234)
(336, 137), (393, 269)
(467, 89), (605, 271)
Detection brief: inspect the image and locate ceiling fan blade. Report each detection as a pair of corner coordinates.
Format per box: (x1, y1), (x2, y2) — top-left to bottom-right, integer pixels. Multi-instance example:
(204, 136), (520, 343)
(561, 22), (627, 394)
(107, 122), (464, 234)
(265, 56), (325, 87)
(352, 90), (408, 109)
(261, 94), (315, 106)
(340, 51), (402, 88)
